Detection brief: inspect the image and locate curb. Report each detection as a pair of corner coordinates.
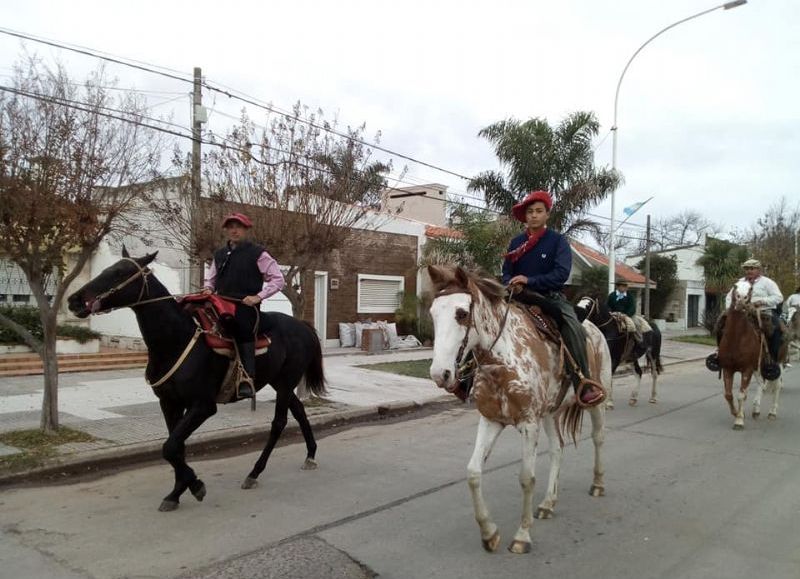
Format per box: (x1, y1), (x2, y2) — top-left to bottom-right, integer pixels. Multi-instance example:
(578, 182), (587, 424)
(0, 395), (459, 487)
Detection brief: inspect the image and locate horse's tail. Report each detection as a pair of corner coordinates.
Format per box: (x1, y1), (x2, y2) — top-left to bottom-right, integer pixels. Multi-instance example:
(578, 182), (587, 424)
(301, 320), (327, 397)
(650, 326), (664, 374)
(554, 400), (584, 448)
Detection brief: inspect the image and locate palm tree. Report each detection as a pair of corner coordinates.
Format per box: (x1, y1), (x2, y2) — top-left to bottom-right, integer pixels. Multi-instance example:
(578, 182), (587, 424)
(696, 238), (748, 295)
(469, 111), (620, 237)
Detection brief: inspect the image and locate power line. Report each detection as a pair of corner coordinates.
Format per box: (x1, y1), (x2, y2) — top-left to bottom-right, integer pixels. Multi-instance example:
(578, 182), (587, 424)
(0, 84), (193, 140)
(0, 26), (193, 84)
(0, 26), (475, 183)
(201, 80), (474, 181)
(1, 84), (194, 136)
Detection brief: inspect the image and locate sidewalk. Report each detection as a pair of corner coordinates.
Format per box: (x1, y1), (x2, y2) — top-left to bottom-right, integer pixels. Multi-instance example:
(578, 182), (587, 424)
(0, 336), (714, 483)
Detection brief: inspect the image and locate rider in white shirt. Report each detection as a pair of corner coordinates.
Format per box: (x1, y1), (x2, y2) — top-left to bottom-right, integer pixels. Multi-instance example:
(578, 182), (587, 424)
(785, 287), (800, 319)
(722, 258), (784, 370)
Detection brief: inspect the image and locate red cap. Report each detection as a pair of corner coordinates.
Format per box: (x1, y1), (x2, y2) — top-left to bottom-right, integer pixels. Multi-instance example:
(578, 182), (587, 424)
(511, 190), (553, 222)
(221, 212), (253, 228)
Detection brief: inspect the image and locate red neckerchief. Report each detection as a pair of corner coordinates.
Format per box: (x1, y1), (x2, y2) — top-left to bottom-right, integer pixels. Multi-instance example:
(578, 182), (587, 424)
(505, 227), (547, 263)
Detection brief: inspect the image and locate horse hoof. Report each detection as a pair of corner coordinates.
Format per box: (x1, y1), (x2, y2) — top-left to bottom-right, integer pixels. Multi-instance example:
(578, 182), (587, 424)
(628, 398), (637, 406)
(241, 477), (258, 490)
(158, 500), (179, 512)
(189, 480), (206, 502)
(482, 530), (501, 553)
(589, 485), (605, 497)
(768, 413), (777, 421)
(752, 411), (760, 419)
(649, 398), (657, 404)
(508, 540), (531, 554)
(301, 458), (318, 470)
(606, 401), (615, 410)
(732, 423), (744, 431)
(535, 507), (554, 519)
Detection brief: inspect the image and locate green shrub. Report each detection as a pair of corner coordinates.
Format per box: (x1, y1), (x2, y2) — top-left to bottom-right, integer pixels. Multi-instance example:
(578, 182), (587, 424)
(0, 306), (43, 343)
(56, 324), (101, 344)
(0, 305), (100, 344)
(394, 291), (434, 343)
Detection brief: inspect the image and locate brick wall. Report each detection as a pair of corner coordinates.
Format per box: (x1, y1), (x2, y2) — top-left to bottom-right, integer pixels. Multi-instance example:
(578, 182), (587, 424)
(324, 229), (418, 339)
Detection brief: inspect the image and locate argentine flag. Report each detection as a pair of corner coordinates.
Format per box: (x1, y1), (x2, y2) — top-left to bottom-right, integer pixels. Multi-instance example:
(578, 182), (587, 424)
(623, 201), (646, 217)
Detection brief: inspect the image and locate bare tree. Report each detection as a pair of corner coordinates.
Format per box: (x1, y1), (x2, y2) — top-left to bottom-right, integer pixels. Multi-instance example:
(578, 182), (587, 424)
(0, 56), (163, 432)
(152, 106), (390, 319)
(651, 210), (721, 251)
(734, 197), (800, 295)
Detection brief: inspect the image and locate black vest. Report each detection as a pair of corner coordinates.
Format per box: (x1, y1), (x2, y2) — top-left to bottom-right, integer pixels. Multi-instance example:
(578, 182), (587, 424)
(213, 241), (265, 299)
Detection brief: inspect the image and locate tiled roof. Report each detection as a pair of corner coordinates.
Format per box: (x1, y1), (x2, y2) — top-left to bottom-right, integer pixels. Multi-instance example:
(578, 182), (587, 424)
(425, 225), (464, 239)
(571, 240), (652, 286)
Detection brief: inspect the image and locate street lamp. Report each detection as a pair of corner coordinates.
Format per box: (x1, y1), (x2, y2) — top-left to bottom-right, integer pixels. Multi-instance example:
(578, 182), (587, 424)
(607, 0), (747, 294)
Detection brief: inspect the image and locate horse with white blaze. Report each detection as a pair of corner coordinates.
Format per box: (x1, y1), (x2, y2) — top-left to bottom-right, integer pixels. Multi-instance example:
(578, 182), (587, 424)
(427, 265), (612, 554)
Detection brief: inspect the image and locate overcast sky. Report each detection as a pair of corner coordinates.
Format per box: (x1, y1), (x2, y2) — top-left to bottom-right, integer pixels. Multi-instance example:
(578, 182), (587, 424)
(1, 0), (798, 241)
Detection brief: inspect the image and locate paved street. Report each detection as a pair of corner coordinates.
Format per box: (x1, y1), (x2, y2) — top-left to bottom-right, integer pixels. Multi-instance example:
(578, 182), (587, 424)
(0, 336), (715, 469)
(1, 362), (798, 579)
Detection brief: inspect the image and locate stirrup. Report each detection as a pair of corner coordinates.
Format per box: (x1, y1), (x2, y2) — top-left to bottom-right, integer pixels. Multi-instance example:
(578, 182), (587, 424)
(705, 352), (720, 372)
(575, 377), (606, 408)
(236, 379), (254, 399)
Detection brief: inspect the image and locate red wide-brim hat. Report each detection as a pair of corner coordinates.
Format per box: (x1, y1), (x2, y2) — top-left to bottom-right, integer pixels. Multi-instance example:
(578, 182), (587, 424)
(511, 191), (553, 222)
(221, 212), (253, 228)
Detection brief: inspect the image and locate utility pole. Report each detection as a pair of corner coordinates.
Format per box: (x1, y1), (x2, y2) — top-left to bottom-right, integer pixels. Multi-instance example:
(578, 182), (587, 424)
(644, 214), (651, 318)
(190, 67), (205, 291)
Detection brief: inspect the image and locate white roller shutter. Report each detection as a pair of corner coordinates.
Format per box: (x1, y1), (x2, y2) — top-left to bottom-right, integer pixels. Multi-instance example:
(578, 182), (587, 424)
(358, 274), (404, 313)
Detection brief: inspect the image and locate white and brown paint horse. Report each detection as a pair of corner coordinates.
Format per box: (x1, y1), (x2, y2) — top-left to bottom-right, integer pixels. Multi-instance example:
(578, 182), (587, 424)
(427, 265), (612, 554)
(718, 279), (783, 430)
(784, 306), (800, 363)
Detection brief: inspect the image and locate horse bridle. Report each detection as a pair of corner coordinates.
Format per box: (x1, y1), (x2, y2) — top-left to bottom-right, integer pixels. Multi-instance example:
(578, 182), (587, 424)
(437, 287), (512, 380)
(89, 258), (155, 313)
(582, 297), (613, 329)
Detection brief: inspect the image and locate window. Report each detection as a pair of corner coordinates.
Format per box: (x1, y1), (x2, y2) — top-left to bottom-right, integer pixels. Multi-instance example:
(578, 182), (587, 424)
(357, 274), (404, 314)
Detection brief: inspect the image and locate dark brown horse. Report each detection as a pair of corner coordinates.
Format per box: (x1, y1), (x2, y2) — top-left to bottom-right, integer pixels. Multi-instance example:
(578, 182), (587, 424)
(718, 280), (782, 429)
(68, 249), (326, 511)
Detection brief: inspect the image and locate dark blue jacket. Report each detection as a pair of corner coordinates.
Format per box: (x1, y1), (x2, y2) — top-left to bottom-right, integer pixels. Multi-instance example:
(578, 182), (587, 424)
(501, 228), (571, 292)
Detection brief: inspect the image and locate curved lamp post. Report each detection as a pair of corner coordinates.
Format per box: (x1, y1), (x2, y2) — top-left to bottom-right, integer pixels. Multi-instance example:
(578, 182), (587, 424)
(607, 0), (747, 294)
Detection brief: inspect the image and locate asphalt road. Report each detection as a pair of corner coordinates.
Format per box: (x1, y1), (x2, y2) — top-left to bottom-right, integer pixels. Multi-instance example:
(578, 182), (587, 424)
(1, 362), (798, 579)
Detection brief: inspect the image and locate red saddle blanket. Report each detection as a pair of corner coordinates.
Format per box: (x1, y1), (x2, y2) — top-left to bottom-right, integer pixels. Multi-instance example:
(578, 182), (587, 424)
(180, 294), (270, 352)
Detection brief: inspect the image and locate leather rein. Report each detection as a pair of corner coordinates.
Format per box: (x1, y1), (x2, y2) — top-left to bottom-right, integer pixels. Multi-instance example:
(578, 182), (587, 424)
(86, 258), (205, 388)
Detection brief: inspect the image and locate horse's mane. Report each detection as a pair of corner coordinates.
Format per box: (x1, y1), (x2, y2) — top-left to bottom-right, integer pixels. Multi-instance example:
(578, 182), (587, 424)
(428, 264), (506, 305)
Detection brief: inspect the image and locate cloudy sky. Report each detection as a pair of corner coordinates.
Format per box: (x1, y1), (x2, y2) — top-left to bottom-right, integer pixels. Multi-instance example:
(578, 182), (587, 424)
(1, 0), (798, 241)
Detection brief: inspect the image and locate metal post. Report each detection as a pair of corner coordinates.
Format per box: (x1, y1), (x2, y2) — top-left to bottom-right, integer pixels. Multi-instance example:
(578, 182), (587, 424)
(644, 214), (651, 319)
(607, 0), (747, 295)
(190, 67), (203, 291)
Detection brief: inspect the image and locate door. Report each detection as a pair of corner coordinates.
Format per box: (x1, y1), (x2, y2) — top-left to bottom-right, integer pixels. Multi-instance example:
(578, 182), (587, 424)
(314, 272), (328, 344)
(688, 294), (700, 327)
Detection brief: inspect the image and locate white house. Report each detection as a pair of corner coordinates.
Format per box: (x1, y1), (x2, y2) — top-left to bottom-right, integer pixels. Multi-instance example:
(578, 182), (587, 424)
(624, 240), (707, 330)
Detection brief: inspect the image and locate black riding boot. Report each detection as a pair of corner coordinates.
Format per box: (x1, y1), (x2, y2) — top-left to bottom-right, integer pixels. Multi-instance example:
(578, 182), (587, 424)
(706, 313), (726, 372)
(761, 327), (783, 380)
(237, 341), (256, 399)
(556, 299), (604, 406)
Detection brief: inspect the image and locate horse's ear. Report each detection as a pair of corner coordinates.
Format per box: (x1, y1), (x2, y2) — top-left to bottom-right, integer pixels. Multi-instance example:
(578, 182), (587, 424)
(121, 245), (130, 258)
(427, 265), (448, 290)
(454, 266), (470, 290)
(140, 252), (158, 267)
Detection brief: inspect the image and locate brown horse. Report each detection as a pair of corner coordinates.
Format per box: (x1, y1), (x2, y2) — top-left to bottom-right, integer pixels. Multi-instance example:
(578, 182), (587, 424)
(718, 280), (783, 430)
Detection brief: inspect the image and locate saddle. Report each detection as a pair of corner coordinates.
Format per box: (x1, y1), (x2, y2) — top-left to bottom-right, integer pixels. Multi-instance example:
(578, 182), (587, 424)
(180, 294), (271, 358)
(521, 303), (605, 409)
(523, 304), (562, 346)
